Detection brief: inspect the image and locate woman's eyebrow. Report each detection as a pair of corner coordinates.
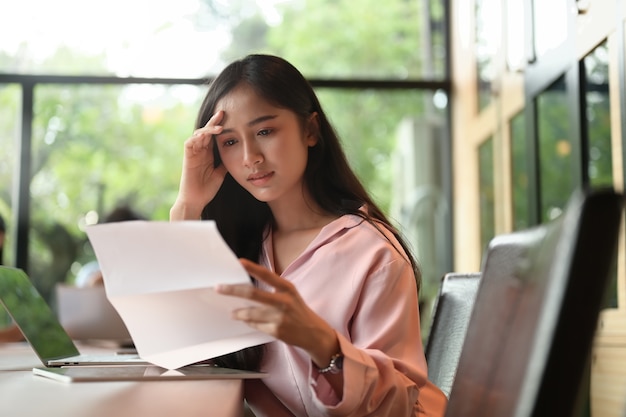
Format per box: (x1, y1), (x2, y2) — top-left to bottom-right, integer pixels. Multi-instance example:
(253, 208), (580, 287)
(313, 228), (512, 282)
(248, 114), (278, 126)
(219, 114), (278, 134)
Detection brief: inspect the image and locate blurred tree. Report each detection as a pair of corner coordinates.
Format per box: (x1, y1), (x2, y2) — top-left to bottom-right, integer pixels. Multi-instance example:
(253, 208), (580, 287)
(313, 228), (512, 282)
(0, 52), (201, 300)
(215, 0), (427, 210)
(2, 0), (434, 302)
(29, 83), (199, 300)
(267, 0), (423, 78)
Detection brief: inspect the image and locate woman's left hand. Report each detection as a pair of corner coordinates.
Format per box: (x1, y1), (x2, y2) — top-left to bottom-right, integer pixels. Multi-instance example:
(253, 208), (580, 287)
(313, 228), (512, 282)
(216, 258), (339, 368)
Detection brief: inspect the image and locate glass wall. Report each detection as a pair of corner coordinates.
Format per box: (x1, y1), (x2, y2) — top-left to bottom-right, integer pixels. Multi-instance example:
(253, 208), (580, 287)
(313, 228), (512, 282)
(479, 137), (495, 254)
(0, 84), (19, 326)
(12, 85), (447, 302)
(475, 0), (500, 111)
(0, 0), (447, 81)
(536, 75), (573, 222)
(531, 0), (569, 59)
(0, 0), (451, 309)
(23, 84), (202, 301)
(0, 85), (18, 254)
(583, 41), (613, 188)
(510, 111), (529, 231)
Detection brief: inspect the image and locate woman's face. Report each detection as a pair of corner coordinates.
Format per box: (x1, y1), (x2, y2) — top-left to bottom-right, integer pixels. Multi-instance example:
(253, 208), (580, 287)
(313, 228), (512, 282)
(213, 83), (318, 205)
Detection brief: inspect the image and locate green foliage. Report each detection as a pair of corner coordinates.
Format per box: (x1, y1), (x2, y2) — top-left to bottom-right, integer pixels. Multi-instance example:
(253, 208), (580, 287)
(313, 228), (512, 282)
(247, 0), (429, 210)
(314, 89), (425, 209)
(478, 137), (495, 252)
(537, 78), (575, 222)
(0, 85), (18, 209)
(267, 0), (422, 79)
(510, 111), (529, 231)
(2, 0), (443, 304)
(1, 78), (202, 299)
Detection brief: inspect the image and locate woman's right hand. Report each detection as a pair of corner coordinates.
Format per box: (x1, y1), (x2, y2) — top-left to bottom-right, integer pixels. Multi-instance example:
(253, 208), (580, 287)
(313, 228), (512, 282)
(170, 110), (228, 220)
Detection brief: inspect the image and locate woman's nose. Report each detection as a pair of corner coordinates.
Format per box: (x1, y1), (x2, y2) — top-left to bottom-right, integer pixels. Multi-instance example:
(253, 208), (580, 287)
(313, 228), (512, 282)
(242, 139), (262, 167)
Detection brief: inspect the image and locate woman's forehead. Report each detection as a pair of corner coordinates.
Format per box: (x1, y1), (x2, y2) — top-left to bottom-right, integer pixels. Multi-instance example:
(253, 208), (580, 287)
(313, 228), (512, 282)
(216, 84), (272, 111)
(215, 85), (293, 127)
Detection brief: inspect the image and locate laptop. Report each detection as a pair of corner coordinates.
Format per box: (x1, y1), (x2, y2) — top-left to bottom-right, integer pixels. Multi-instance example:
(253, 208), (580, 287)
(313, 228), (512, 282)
(32, 364), (267, 383)
(0, 265), (268, 383)
(0, 265), (147, 367)
(55, 283), (133, 344)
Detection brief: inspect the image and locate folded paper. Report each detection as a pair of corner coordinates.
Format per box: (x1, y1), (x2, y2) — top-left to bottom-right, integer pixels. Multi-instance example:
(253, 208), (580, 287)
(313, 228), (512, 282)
(86, 220), (273, 370)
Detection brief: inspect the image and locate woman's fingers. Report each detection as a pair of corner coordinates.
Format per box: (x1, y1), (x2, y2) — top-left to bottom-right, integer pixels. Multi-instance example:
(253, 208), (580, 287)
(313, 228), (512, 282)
(217, 282), (288, 306)
(232, 305), (285, 323)
(194, 110), (224, 136)
(216, 260), (325, 345)
(175, 110), (228, 214)
(186, 110), (225, 155)
(207, 109), (225, 126)
(217, 262), (295, 317)
(216, 283), (290, 337)
(187, 129), (221, 155)
(234, 309), (284, 337)
(181, 109), (224, 161)
(239, 258), (294, 293)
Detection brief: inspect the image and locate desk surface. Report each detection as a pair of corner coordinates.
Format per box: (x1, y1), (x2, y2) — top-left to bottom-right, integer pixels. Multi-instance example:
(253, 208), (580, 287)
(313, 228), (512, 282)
(0, 342), (244, 417)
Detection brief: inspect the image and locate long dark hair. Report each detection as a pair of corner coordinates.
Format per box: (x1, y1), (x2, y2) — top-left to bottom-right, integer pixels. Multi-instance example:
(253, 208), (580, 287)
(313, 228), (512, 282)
(196, 54), (420, 370)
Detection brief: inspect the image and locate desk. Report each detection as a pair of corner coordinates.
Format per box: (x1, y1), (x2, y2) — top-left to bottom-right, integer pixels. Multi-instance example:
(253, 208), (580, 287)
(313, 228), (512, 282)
(0, 342), (245, 417)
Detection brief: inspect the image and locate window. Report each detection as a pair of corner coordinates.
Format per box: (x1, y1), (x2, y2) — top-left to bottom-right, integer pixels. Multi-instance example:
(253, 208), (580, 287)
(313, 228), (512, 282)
(475, 0), (500, 110)
(479, 137), (495, 253)
(583, 41), (613, 188)
(537, 75), (573, 222)
(510, 111), (529, 230)
(1, 1), (452, 306)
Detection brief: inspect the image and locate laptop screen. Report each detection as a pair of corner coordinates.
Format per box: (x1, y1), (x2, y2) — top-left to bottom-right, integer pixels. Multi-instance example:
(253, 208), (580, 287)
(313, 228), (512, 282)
(56, 284), (132, 342)
(0, 266), (80, 362)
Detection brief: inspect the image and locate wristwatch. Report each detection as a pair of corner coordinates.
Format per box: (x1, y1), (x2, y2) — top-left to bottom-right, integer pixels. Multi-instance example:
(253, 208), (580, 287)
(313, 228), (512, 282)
(318, 353), (344, 374)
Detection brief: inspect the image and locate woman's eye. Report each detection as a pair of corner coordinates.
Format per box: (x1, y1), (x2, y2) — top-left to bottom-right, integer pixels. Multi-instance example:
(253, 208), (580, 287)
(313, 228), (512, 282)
(223, 139), (237, 147)
(258, 129), (271, 136)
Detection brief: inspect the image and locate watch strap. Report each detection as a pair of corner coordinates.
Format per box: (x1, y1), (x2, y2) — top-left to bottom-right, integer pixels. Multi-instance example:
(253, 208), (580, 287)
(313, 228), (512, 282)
(317, 353), (343, 374)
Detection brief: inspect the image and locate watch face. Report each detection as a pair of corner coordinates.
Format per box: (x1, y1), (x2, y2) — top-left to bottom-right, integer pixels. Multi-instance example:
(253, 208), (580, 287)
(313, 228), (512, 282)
(330, 354), (344, 374)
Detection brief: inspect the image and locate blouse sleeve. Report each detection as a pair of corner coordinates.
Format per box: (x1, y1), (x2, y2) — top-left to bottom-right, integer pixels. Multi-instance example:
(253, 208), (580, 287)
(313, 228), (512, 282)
(308, 258), (448, 417)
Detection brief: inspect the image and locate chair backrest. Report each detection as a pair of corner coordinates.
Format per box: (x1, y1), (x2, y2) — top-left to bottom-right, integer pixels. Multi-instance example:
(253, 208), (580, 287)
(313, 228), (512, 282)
(444, 188), (624, 417)
(425, 272), (481, 397)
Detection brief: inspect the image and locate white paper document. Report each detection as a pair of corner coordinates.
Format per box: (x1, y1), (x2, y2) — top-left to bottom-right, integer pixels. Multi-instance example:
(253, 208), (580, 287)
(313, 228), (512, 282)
(86, 220), (274, 370)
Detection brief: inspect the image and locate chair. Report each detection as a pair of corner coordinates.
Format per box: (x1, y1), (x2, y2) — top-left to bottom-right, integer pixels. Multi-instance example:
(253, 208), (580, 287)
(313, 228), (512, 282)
(424, 272), (481, 397)
(444, 188), (624, 417)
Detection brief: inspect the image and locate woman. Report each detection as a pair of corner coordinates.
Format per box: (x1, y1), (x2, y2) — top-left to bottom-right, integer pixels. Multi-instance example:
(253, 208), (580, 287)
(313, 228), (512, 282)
(170, 54), (446, 417)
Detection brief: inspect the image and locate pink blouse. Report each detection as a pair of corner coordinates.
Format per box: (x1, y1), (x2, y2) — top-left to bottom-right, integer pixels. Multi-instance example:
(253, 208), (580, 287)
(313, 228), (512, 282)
(245, 212), (447, 417)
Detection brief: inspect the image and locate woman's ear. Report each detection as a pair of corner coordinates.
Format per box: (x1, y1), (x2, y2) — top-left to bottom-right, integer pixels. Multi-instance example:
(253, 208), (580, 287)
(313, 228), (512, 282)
(306, 112), (320, 147)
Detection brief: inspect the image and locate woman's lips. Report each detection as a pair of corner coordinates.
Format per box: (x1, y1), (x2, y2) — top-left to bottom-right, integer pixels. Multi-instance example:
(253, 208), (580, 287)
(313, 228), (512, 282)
(247, 171), (274, 185)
